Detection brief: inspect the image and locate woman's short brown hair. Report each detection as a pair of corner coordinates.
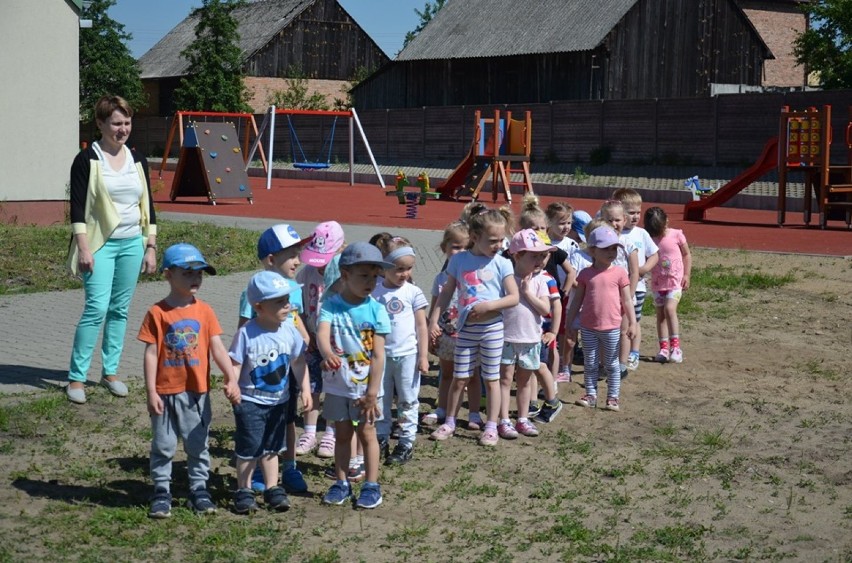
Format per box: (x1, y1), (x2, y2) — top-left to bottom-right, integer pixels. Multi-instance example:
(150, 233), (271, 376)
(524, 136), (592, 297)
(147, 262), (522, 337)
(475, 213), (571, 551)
(94, 95), (133, 122)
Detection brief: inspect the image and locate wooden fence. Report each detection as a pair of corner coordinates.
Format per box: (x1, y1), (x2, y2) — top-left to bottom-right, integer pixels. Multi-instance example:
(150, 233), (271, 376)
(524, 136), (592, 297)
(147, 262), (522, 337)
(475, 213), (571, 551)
(85, 89), (852, 167)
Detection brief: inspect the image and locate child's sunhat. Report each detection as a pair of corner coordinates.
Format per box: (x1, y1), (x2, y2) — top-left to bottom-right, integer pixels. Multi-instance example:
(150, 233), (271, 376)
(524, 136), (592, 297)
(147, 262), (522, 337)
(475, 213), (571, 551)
(257, 224), (313, 260)
(247, 270), (302, 305)
(300, 221), (345, 267)
(571, 210), (593, 242)
(508, 229), (556, 254)
(161, 243), (216, 274)
(586, 226), (624, 249)
(339, 241), (394, 269)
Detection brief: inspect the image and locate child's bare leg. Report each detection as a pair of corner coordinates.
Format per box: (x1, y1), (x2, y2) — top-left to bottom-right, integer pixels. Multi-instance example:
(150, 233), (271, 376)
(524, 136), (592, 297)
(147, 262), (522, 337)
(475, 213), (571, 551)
(665, 299), (680, 338)
(467, 367), (482, 415)
(498, 363), (515, 421)
(260, 453), (279, 489)
(446, 377), (468, 419)
(655, 306), (669, 343)
(535, 363), (557, 402)
(357, 421), (379, 483)
(437, 358), (453, 412)
(547, 344), (560, 380)
(515, 369), (533, 419)
(562, 328), (578, 371)
(484, 378), (501, 424)
(334, 422), (354, 481)
(619, 314), (630, 366)
(284, 422), (296, 464)
(304, 392), (321, 427)
(236, 458), (256, 490)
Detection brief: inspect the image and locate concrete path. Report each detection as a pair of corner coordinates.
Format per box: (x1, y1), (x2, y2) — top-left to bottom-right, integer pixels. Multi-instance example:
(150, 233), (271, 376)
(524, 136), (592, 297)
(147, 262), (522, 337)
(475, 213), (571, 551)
(0, 213), (444, 395)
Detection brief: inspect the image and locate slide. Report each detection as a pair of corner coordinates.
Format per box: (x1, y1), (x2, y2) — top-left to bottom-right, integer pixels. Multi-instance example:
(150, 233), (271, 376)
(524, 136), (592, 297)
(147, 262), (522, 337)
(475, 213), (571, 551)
(437, 142), (476, 200)
(683, 137), (779, 221)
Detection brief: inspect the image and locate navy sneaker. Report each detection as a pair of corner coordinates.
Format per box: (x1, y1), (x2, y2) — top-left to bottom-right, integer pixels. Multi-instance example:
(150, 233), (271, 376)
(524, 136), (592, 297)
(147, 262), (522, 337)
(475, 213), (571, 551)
(263, 485), (291, 511)
(385, 443), (413, 466)
(233, 488), (258, 514)
(355, 482), (383, 509)
(528, 400), (543, 418)
(536, 399), (563, 424)
(322, 480), (352, 506)
(281, 465), (308, 493)
(250, 466), (265, 493)
(187, 487), (216, 515)
(377, 436), (390, 460)
(148, 487), (172, 519)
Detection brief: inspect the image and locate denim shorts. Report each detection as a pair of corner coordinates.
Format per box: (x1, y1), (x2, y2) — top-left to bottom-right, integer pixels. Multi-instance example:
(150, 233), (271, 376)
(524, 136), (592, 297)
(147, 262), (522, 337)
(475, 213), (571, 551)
(233, 400), (288, 460)
(500, 341), (542, 371)
(323, 393), (384, 424)
(306, 347), (324, 394)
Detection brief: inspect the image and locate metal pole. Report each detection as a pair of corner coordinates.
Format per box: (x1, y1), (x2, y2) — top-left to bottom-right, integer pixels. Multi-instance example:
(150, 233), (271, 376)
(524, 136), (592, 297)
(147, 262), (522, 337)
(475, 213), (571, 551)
(267, 105), (276, 190)
(350, 108), (385, 188)
(349, 114), (354, 186)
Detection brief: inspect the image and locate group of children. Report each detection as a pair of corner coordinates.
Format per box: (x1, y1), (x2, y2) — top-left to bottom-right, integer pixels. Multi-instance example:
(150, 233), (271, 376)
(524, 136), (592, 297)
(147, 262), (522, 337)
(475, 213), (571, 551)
(136, 187), (691, 516)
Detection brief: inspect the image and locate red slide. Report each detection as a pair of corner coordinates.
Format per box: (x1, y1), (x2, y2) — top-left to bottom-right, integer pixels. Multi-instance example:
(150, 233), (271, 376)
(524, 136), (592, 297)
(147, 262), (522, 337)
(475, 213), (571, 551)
(437, 143), (476, 200)
(683, 137), (779, 221)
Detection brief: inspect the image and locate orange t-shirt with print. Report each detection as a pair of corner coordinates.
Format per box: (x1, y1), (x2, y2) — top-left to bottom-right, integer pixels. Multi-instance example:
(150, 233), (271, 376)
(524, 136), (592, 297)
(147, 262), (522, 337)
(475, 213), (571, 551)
(137, 298), (223, 394)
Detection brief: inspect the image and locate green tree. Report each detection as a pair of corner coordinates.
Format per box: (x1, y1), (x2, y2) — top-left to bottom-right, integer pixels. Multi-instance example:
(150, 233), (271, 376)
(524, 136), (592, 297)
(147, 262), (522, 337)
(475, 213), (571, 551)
(173, 0), (250, 112)
(793, 0), (852, 89)
(267, 67), (330, 111)
(78, 0), (146, 121)
(401, 0), (448, 50)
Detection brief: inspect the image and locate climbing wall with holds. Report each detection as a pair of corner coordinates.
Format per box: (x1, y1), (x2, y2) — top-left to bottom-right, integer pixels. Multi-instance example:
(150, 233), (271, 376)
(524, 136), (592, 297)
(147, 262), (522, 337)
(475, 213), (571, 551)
(170, 121), (253, 204)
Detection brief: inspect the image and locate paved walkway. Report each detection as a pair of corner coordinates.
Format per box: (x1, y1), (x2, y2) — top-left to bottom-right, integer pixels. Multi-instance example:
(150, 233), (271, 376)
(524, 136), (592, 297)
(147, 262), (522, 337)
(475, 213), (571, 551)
(0, 214), (444, 395)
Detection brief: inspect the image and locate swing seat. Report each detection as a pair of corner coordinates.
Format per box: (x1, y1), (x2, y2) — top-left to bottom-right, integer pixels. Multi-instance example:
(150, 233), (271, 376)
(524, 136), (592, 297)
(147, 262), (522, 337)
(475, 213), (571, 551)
(293, 162), (331, 170)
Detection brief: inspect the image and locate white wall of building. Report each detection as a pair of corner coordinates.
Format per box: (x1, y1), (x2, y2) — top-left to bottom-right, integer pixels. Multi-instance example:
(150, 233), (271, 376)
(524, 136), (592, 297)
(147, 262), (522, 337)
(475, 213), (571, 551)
(0, 1), (80, 201)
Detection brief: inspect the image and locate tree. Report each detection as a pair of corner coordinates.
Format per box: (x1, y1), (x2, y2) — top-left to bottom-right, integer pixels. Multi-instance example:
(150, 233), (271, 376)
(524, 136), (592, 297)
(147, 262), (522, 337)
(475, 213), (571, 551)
(793, 0), (852, 89)
(173, 0), (251, 112)
(401, 0), (448, 51)
(78, 0), (146, 122)
(267, 67), (330, 111)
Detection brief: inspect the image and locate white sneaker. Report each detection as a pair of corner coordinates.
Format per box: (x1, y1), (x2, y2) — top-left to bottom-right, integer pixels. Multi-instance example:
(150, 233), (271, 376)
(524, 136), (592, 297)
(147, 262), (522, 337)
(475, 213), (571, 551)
(656, 348), (670, 363)
(670, 348), (683, 363)
(627, 353), (640, 371)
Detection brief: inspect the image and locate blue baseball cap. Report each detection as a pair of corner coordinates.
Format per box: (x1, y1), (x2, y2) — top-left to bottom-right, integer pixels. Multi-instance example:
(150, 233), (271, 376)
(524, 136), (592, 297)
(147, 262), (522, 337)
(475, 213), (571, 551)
(246, 271), (302, 305)
(571, 210), (593, 242)
(339, 241), (394, 269)
(161, 243), (216, 274)
(257, 224), (313, 260)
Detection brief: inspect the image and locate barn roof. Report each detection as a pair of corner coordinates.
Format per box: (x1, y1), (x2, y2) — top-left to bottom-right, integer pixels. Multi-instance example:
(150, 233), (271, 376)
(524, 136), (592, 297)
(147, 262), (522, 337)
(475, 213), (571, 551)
(396, 0), (640, 61)
(138, 0), (313, 79)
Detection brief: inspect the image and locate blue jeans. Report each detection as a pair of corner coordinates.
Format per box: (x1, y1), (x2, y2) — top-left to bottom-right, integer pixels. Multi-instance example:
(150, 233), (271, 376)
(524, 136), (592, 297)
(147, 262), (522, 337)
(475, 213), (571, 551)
(69, 236), (144, 382)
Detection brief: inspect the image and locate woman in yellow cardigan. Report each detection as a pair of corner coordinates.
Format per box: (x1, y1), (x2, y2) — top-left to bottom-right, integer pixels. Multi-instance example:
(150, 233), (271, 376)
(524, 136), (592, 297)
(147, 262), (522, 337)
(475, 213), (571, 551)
(66, 95), (157, 404)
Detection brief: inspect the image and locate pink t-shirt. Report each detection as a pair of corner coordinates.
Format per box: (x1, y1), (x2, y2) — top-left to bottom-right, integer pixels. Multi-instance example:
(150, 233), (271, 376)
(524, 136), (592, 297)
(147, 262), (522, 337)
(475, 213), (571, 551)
(577, 266), (629, 331)
(503, 273), (549, 343)
(651, 228), (687, 292)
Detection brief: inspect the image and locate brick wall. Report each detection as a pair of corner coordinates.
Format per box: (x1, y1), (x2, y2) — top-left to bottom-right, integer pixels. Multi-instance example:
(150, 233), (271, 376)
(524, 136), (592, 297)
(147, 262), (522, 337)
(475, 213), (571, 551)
(739, 1), (807, 87)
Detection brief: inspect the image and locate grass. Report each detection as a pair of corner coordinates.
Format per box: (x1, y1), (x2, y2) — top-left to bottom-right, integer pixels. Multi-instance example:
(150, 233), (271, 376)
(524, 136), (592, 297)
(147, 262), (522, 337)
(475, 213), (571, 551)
(0, 220), (259, 295)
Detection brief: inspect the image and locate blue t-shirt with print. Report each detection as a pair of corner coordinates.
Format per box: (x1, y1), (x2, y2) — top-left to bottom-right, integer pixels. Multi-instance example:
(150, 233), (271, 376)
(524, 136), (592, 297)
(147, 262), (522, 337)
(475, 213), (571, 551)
(229, 319), (305, 406)
(447, 251), (514, 329)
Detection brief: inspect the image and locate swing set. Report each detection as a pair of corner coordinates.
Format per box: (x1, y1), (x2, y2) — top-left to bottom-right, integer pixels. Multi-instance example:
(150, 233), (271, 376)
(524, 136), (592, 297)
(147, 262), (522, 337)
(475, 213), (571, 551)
(247, 106), (385, 189)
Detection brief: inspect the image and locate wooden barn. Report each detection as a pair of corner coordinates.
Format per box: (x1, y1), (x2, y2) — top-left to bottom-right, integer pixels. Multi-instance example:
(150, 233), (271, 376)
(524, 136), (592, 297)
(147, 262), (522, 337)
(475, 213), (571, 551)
(138, 0), (389, 115)
(352, 0), (776, 109)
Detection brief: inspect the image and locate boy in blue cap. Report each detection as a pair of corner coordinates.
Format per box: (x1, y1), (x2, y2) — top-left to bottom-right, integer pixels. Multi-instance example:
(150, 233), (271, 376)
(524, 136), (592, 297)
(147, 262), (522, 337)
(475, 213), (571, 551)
(138, 243), (240, 519)
(229, 270), (311, 513)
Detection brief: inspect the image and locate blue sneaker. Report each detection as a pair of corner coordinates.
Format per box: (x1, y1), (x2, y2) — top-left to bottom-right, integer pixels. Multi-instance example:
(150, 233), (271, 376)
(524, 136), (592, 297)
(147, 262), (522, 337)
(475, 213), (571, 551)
(322, 480), (352, 506)
(355, 482), (382, 509)
(281, 465), (308, 493)
(250, 466), (265, 493)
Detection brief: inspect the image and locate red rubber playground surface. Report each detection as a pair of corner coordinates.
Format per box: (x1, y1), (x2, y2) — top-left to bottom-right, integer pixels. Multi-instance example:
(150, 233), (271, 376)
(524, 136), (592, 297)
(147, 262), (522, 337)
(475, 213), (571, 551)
(153, 172), (851, 257)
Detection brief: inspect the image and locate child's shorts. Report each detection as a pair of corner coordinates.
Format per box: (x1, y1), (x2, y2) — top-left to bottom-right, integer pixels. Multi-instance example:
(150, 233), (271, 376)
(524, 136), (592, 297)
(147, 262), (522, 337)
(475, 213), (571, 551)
(323, 393), (384, 425)
(233, 400), (288, 460)
(652, 289), (682, 307)
(634, 291), (647, 321)
(501, 342), (541, 371)
(306, 347), (324, 394)
(435, 333), (456, 362)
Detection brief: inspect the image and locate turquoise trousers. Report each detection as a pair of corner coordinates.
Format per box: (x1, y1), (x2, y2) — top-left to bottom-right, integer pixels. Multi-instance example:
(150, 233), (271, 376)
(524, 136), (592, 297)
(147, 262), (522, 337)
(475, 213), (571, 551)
(68, 236), (144, 383)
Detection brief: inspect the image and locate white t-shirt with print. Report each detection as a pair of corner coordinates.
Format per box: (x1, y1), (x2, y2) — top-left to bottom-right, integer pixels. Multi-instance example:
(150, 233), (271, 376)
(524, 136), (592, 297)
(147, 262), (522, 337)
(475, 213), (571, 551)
(372, 280), (428, 357)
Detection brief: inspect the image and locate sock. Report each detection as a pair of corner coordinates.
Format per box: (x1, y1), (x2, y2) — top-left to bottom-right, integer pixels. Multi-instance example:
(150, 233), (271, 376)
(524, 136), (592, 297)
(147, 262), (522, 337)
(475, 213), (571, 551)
(670, 336), (680, 349)
(304, 425), (316, 435)
(434, 407), (446, 418)
(659, 339), (670, 350)
(629, 349), (639, 359)
(500, 418), (511, 426)
(364, 481), (379, 488)
(445, 416), (457, 429)
(325, 425), (336, 436)
(518, 417), (529, 424)
(282, 459), (296, 471)
(355, 454), (364, 466)
(348, 457), (358, 469)
(484, 421), (497, 433)
(546, 398), (559, 408)
(469, 411), (482, 422)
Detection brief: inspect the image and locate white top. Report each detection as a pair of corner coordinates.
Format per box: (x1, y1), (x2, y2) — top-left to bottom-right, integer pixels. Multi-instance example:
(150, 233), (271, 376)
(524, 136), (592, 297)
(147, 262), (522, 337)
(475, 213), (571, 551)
(372, 280), (428, 357)
(296, 265), (326, 334)
(613, 234), (636, 281)
(552, 236), (579, 286)
(621, 226), (658, 293)
(503, 273), (548, 343)
(93, 142), (142, 239)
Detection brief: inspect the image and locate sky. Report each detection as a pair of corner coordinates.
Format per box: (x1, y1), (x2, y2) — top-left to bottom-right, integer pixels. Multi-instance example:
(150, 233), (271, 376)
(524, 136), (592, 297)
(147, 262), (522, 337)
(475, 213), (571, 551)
(109, 0), (424, 60)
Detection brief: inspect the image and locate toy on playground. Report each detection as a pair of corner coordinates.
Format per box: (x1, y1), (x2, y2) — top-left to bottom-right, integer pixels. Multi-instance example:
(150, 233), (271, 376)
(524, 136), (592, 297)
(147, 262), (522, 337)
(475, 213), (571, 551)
(684, 175), (719, 200)
(386, 171), (439, 218)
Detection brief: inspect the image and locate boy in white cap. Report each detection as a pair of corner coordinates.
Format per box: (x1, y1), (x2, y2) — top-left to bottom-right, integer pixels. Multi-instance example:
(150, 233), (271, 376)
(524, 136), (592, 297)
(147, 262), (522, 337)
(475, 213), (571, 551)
(238, 224), (313, 495)
(318, 242), (392, 509)
(138, 243), (240, 519)
(229, 271), (311, 514)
